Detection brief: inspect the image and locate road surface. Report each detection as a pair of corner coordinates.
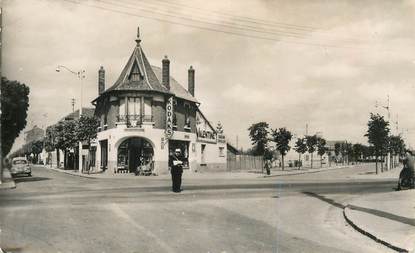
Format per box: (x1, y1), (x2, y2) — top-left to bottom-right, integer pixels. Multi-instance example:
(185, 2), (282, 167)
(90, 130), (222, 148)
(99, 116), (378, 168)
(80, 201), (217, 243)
(0, 164), (397, 253)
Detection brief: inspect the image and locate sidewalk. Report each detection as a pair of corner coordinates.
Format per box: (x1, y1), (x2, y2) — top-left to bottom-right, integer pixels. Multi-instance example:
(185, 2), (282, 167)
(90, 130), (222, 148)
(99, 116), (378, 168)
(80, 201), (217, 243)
(344, 189), (415, 253)
(262, 164), (349, 178)
(0, 168), (16, 190)
(43, 164), (350, 180)
(346, 164), (402, 180)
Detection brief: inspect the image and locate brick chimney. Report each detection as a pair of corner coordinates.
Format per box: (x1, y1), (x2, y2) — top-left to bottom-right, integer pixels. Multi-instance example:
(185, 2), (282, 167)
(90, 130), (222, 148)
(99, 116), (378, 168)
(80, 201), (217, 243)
(188, 66), (195, 96)
(98, 66), (105, 95)
(162, 56), (170, 90)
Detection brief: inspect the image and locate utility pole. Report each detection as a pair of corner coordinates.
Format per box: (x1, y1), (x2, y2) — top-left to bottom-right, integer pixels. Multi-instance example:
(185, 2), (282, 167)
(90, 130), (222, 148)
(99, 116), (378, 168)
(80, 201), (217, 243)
(236, 135), (239, 151)
(306, 124), (308, 136)
(0, 8), (3, 184)
(381, 94), (391, 171)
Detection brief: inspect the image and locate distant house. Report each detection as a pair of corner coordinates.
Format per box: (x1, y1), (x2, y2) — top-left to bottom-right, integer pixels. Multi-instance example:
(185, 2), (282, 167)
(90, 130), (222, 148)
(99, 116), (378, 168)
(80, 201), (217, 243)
(60, 108), (95, 121)
(24, 125), (45, 144)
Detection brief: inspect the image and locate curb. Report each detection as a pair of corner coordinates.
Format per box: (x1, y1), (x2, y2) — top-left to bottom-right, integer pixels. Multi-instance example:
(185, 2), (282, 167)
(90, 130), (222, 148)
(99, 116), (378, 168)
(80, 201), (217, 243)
(343, 205), (409, 253)
(0, 180), (16, 190)
(44, 166), (97, 179)
(0, 169), (16, 190)
(262, 166), (348, 178)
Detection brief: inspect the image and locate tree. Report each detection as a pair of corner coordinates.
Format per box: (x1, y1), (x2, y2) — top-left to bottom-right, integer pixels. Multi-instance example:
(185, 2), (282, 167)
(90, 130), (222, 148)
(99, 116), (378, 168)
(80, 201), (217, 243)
(334, 143), (341, 164)
(365, 113), (390, 174)
(1, 77), (30, 157)
(345, 142), (353, 165)
(306, 135), (318, 169)
(316, 137), (327, 168)
(272, 127), (292, 171)
(389, 135), (405, 168)
(294, 138), (307, 169)
(76, 115), (100, 147)
(44, 126), (56, 153)
(352, 143), (364, 163)
(54, 120), (78, 168)
(248, 122), (269, 156)
(31, 139), (44, 164)
(76, 115), (99, 170)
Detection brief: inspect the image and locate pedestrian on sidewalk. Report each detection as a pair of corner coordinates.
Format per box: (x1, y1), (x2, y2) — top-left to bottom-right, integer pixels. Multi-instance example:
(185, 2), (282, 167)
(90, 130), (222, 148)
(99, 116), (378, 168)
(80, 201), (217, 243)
(169, 149), (183, 192)
(264, 159), (271, 175)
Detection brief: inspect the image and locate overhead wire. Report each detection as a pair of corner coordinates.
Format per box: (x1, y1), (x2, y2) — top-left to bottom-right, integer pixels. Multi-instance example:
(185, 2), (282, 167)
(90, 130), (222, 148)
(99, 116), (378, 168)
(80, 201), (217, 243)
(111, 0), (370, 45)
(63, 0), (386, 51)
(137, 0), (319, 31)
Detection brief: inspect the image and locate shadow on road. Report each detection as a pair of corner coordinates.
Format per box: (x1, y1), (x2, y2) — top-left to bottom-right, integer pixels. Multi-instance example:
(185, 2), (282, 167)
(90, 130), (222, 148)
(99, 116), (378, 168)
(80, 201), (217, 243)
(348, 205), (415, 227)
(303, 191), (415, 227)
(13, 176), (51, 184)
(302, 191), (345, 209)
(358, 171), (376, 175)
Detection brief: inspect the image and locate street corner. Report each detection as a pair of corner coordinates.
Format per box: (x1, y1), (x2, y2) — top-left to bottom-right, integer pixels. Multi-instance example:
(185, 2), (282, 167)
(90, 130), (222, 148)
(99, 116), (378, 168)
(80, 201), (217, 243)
(0, 180), (16, 190)
(343, 190), (415, 253)
(44, 166), (99, 179)
(0, 169), (17, 190)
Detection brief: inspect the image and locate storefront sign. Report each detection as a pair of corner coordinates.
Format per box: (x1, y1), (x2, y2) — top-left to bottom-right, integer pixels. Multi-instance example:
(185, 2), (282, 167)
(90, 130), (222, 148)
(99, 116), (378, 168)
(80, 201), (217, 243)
(90, 138), (98, 147)
(217, 134), (226, 143)
(165, 96), (174, 139)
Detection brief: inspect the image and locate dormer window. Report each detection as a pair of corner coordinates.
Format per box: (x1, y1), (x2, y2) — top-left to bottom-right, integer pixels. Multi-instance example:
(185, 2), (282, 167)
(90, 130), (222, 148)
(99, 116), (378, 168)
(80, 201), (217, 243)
(129, 61), (142, 81)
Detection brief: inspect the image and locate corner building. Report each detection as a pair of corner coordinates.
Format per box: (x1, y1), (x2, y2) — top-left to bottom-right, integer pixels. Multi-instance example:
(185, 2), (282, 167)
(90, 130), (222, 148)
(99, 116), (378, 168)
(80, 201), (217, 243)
(92, 28), (227, 175)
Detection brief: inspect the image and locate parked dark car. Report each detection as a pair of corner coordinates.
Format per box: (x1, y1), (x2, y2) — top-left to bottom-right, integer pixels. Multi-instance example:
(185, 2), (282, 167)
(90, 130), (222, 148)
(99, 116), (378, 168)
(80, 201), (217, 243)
(11, 157), (31, 177)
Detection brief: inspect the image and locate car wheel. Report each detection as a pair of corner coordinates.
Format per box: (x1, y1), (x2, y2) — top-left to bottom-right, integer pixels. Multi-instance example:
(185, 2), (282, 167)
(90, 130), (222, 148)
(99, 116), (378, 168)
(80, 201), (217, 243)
(28, 173), (32, 177)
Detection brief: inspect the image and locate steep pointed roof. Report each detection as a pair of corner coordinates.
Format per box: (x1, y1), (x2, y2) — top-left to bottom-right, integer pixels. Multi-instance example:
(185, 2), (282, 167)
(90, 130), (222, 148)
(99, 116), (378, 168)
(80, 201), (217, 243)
(104, 43), (170, 94)
(93, 27), (198, 104)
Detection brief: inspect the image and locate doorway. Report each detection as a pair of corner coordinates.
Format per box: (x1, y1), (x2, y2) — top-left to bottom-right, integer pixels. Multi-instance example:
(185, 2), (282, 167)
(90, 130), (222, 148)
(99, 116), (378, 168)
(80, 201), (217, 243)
(117, 137), (154, 172)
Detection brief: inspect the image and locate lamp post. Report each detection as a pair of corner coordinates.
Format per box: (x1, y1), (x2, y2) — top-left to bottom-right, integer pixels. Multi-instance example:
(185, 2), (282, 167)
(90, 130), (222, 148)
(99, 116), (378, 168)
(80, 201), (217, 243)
(376, 95), (391, 171)
(56, 65), (86, 173)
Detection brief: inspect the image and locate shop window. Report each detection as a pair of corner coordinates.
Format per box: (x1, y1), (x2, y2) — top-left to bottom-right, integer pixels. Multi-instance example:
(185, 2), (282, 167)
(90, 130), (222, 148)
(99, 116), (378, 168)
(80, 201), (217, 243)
(173, 113), (177, 128)
(90, 147), (96, 167)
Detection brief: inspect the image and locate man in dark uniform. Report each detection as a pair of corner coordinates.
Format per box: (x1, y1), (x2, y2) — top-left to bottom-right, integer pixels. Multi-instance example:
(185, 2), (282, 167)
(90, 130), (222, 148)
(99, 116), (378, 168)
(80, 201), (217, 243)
(169, 149), (183, 192)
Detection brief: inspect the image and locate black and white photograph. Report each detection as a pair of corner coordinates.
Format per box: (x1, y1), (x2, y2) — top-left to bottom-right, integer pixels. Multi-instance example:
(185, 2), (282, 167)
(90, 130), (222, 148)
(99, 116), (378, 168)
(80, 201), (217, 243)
(0, 0), (414, 252)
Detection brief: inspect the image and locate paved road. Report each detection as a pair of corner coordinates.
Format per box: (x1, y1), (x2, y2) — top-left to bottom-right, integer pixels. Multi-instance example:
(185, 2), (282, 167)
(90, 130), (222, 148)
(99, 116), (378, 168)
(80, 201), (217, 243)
(0, 164), (397, 253)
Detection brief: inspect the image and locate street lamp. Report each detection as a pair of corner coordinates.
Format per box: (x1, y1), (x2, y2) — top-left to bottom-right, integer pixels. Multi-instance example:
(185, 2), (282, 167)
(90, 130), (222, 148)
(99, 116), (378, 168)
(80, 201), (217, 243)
(375, 95), (391, 171)
(56, 65), (86, 173)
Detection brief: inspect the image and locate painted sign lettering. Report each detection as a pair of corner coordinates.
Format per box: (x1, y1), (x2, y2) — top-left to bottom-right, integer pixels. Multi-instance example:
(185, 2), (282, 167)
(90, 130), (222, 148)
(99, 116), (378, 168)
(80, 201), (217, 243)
(165, 96), (174, 139)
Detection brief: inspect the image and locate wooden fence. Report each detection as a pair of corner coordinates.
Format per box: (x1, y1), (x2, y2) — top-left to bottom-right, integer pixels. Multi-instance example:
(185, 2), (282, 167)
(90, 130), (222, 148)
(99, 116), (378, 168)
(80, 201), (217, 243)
(227, 154), (264, 172)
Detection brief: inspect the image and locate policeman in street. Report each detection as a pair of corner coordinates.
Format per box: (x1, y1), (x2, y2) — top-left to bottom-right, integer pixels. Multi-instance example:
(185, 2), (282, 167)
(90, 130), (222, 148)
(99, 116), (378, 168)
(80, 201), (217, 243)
(169, 149), (183, 192)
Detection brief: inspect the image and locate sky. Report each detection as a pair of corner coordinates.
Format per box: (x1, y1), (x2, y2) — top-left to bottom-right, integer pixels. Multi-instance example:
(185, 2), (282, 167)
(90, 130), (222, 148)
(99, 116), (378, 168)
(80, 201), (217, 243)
(3, 0), (415, 152)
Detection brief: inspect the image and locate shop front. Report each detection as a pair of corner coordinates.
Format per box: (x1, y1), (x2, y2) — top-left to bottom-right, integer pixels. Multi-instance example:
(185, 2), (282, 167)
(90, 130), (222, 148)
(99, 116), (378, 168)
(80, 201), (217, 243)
(117, 137), (154, 173)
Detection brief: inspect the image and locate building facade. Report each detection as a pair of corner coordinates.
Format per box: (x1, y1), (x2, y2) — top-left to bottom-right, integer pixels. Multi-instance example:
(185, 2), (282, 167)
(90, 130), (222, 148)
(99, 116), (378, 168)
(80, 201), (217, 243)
(91, 27), (227, 175)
